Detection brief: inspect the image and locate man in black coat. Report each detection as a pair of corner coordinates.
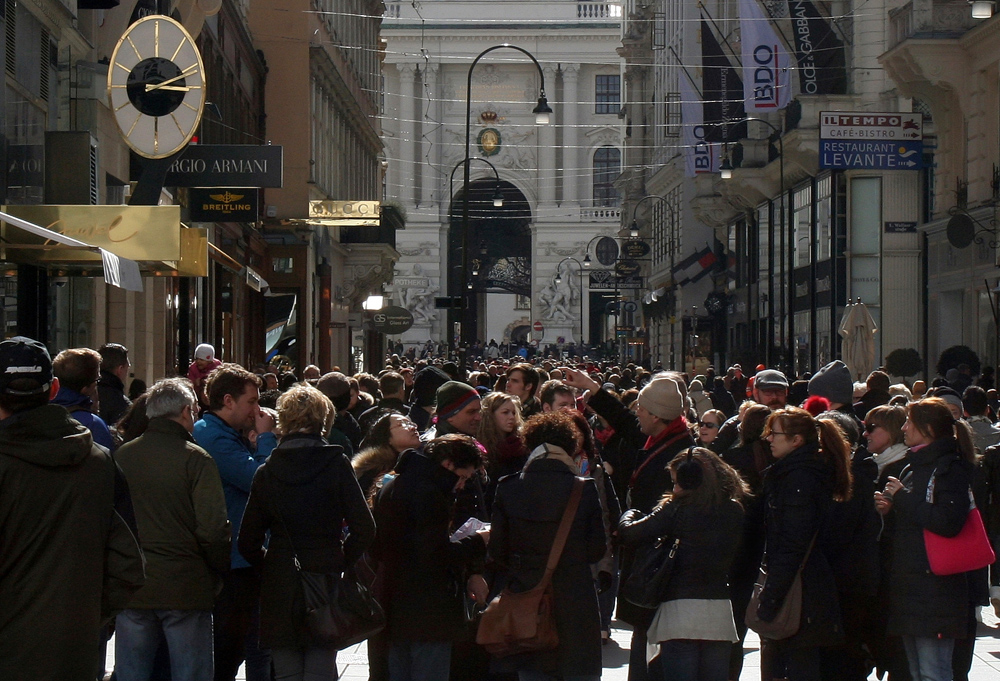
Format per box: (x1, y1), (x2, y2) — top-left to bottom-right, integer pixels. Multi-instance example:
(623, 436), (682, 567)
(373, 435), (489, 681)
(97, 342), (132, 427)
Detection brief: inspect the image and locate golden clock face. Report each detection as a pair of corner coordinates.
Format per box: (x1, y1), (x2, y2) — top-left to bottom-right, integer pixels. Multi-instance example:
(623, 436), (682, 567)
(107, 15), (206, 159)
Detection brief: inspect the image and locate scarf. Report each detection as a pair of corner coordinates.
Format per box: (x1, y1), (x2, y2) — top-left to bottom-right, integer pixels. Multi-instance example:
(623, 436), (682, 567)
(873, 442), (907, 476)
(522, 443), (581, 476)
(643, 415), (689, 450)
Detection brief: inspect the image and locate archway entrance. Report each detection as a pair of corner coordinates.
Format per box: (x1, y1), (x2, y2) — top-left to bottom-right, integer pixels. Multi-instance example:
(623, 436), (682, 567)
(448, 179), (532, 348)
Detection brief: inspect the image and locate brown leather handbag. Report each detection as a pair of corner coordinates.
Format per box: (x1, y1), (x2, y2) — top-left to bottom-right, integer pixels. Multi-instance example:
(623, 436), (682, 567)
(476, 477), (585, 657)
(745, 532), (817, 641)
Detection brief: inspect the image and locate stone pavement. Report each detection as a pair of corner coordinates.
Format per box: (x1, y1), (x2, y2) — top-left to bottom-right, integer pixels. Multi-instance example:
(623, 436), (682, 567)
(106, 608), (1000, 680)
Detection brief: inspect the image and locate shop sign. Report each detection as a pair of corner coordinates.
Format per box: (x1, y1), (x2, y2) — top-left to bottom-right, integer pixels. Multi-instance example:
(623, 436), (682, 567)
(368, 306), (414, 334)
(589, 270), (644, 289)
(621, 239), (650, 258)
(189, 188), (258, 222)
(884, 221), (917, 233)
(819, 111), (922, 170)
(595, 237), (619, 266)
(615, 259), (641, 275)
(136, 145), (284, 187)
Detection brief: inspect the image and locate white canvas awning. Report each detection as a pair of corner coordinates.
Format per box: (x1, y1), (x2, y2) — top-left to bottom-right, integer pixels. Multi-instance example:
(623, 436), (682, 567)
(0, 210), (143, 291)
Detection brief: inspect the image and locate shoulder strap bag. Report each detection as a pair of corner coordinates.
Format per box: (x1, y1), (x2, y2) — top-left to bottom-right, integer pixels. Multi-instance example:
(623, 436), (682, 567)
(273, 489), (385, 650)
(476, 477), (585, 657)
(620, 504), (682, 609)
(923, 472), (995, 575)
(745, 531), (817, 641)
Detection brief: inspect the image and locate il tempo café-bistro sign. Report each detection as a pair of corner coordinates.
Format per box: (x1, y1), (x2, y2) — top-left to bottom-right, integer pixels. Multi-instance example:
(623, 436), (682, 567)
(131, 145), (283, 188)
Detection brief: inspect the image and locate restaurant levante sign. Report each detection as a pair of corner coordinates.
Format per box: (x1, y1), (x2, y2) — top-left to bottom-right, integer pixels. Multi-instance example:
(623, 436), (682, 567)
(130, 145), (283, 188)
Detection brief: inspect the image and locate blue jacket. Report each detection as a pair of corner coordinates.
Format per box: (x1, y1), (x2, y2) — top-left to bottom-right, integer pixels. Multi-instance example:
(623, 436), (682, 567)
(194, 412), (277, 568)
(52, 387), (115, 452)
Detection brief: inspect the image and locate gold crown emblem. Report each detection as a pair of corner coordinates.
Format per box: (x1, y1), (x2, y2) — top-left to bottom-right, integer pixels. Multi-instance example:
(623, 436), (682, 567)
(209, 192), (245, 204)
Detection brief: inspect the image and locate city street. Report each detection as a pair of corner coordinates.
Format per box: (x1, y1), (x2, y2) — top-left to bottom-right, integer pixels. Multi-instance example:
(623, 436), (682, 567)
(106, 609), (1000, 680)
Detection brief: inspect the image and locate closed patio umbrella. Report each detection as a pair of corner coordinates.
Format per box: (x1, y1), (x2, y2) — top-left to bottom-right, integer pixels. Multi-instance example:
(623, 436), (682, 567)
(839, 300), (878, 381)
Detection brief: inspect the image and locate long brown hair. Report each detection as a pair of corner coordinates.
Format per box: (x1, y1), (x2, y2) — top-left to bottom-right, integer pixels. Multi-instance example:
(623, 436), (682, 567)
(765, 406), (854, 502)
(476, 392), (523, 461)
(907, 397), (977, 462)
(662, 447), (750, 508)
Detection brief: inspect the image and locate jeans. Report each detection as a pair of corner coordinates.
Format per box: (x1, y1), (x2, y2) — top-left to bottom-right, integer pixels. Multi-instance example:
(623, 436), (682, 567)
(656, 639), (730, 681)
(518, 672), (601, 681)
(903, 635), (955, 681)
(213, 566), (271, 681)
(271, 647), (338, 681)
(387, 640), (451, 681)
(115, 609), (214, 681)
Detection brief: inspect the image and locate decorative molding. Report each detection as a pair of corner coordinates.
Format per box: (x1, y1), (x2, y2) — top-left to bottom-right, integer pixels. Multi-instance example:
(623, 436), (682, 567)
(538, 241), (584, 257)
(397, 241), (437, 257)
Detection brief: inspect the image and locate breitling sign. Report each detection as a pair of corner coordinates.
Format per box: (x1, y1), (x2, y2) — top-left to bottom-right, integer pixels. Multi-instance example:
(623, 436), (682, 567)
(189, 188), (259, 222)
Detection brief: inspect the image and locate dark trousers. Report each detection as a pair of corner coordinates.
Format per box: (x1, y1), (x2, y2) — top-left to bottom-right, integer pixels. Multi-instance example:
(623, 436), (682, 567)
(951, 605), (979, 681)
(213, 567), (272, 681)
(761, 641), (822, 681)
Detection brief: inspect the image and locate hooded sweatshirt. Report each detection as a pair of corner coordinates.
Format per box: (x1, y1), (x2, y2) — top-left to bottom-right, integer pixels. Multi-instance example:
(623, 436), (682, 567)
(0, 404), (144, 680)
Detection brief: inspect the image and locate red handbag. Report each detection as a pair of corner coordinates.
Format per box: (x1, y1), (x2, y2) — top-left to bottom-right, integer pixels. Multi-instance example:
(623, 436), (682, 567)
(923, 490), (996, 576)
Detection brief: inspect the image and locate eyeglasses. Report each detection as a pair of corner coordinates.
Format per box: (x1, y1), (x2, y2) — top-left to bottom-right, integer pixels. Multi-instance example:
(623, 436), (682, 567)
(864, 423), (880, 433)
(767, 431), (790, 437)
(698, 421), (719, 429)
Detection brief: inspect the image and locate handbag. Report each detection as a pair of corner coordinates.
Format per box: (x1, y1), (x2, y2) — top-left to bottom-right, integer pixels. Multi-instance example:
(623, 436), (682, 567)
(620, 507), (682, 609)
(923, 486), (996, 576)
(745, 532), (817, 641)
(274, 503), (386, 649)
(476, 477), (585, 658)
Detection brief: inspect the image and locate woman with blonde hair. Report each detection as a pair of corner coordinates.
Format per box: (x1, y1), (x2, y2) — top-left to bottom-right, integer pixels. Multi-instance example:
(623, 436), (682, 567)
(239, 385), (375, 681)
(875, 397), (978, 681)
(754, 406), (854, 680)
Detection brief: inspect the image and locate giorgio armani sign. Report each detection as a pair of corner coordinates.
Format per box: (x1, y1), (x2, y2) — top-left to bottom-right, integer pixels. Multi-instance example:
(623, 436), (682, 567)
(130, 145), (283, 188)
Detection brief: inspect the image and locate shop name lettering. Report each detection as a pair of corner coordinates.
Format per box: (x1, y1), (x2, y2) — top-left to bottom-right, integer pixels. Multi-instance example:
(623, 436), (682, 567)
(48, 215), (137, 242)
(200, 202), (253, 212)
(751, 45), (781, 107)
(169, 158), (269, 175)
(790, 0), (819, 94)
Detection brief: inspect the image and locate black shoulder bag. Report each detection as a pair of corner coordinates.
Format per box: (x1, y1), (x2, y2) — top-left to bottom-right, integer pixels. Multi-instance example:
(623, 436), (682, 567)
(273, 495), (385, 649)
(620, 504), (681, 609)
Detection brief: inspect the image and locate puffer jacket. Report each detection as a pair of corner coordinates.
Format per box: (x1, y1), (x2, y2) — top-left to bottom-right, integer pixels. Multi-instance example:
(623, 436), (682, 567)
(887, 437), (974, 639)
(757, 442), (843, 648)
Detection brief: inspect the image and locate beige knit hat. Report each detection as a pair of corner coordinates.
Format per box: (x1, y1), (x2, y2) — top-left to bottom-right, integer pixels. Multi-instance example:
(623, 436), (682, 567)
(637, 374), (685, 421)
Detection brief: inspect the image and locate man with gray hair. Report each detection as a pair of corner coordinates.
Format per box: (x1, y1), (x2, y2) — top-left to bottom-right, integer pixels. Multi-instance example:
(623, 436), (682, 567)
(114, 377), (231, 680)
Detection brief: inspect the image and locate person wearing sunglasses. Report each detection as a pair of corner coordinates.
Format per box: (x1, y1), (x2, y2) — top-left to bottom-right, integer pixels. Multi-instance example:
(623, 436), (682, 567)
(697, 410), (725, 447)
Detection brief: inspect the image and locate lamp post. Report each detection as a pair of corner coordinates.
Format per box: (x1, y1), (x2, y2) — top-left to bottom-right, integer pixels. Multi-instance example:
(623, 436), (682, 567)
(459, 44), (551, 365)
(721, 116), (785, 372)
(554, 256), (585, 346)
(630, 194), (679, 369)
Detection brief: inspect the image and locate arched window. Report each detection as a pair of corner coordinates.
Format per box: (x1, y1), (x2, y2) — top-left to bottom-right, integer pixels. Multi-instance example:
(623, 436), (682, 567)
(593, 146), (621, 207)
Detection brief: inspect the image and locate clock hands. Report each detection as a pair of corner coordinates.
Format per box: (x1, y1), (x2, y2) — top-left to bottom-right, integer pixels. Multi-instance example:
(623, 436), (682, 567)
(145, 64), (199, 92)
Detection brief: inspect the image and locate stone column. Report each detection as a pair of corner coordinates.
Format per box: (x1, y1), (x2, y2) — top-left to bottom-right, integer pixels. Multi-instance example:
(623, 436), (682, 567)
(396, 63), (417, 207)
(538, 66), (558, 208)
(419, 63), (439, 208)
(561, 64), (580, 209)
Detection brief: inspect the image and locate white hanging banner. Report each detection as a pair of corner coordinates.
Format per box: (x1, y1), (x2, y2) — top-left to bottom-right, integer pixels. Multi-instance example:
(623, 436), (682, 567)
(740, 0), (792, 112)
(681, 71), (719, 178)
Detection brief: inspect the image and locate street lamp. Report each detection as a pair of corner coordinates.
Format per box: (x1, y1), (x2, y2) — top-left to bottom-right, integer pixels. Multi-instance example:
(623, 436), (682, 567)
(459, 44), (550, 364)
(448, 157), (504, 214)
(631, 194), (679, 369)
(721, 116), (785, 372)
(555, 256), (585, 345)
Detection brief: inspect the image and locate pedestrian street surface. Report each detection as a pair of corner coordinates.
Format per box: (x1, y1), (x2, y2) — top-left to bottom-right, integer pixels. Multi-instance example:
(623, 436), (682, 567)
(106, 608), (1000, 680)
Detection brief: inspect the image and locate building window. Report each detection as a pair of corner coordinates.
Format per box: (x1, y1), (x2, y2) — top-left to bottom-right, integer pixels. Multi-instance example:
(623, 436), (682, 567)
(593, 146), (621, 207)
(665, 92), (681, 138)
(595, 74), (620, 114)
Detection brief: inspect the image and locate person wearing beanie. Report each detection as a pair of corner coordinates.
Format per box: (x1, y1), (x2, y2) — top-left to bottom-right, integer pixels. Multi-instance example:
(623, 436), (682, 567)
(561, 367), (694, 676)
(317, 371), (362, 455)
(688, 379), (713, 419)
(427, 381), (482, 438)
(925, 386), (964, 420)
(187, 343), (222, 410)
(408, 366), (450, 433)
(808, 360), (855, 409)
(854, 370), (892, 420)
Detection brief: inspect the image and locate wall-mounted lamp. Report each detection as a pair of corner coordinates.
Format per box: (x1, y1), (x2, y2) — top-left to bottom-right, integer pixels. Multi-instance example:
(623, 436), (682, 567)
(362, 294), (384, 310)
(971, 0), (995, 18)
(719, 156), (734, 180)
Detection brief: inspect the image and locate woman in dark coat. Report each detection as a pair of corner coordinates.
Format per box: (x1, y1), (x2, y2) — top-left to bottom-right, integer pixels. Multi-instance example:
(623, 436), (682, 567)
(617, 447), (748, 681)
(487, 410), (607, 681)
(755, 406), (854, 680)
(239, 384), (376, 681)
(875, 397), (977, 681)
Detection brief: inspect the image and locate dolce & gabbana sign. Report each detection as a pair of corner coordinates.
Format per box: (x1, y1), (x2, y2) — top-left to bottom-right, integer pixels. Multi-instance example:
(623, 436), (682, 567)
(131, 145), (283, 188)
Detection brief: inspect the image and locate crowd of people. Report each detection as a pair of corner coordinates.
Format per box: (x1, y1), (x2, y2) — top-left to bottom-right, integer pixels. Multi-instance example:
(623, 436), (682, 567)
(1, 334), (999, 681)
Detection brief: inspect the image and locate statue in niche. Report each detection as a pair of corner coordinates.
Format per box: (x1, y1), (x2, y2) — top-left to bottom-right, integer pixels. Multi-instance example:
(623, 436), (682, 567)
(398, 264), (438, 325)
(538, 261), (579, 323)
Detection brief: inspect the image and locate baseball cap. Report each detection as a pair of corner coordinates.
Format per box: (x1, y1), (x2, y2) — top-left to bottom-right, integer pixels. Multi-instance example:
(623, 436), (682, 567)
(194, 343), (216, 361)
(754, 369), (789, 391)
(0, 336), (53, 395)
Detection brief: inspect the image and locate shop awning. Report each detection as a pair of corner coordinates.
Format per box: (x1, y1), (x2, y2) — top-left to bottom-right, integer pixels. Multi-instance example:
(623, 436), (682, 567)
(0, 210), (143, 291)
